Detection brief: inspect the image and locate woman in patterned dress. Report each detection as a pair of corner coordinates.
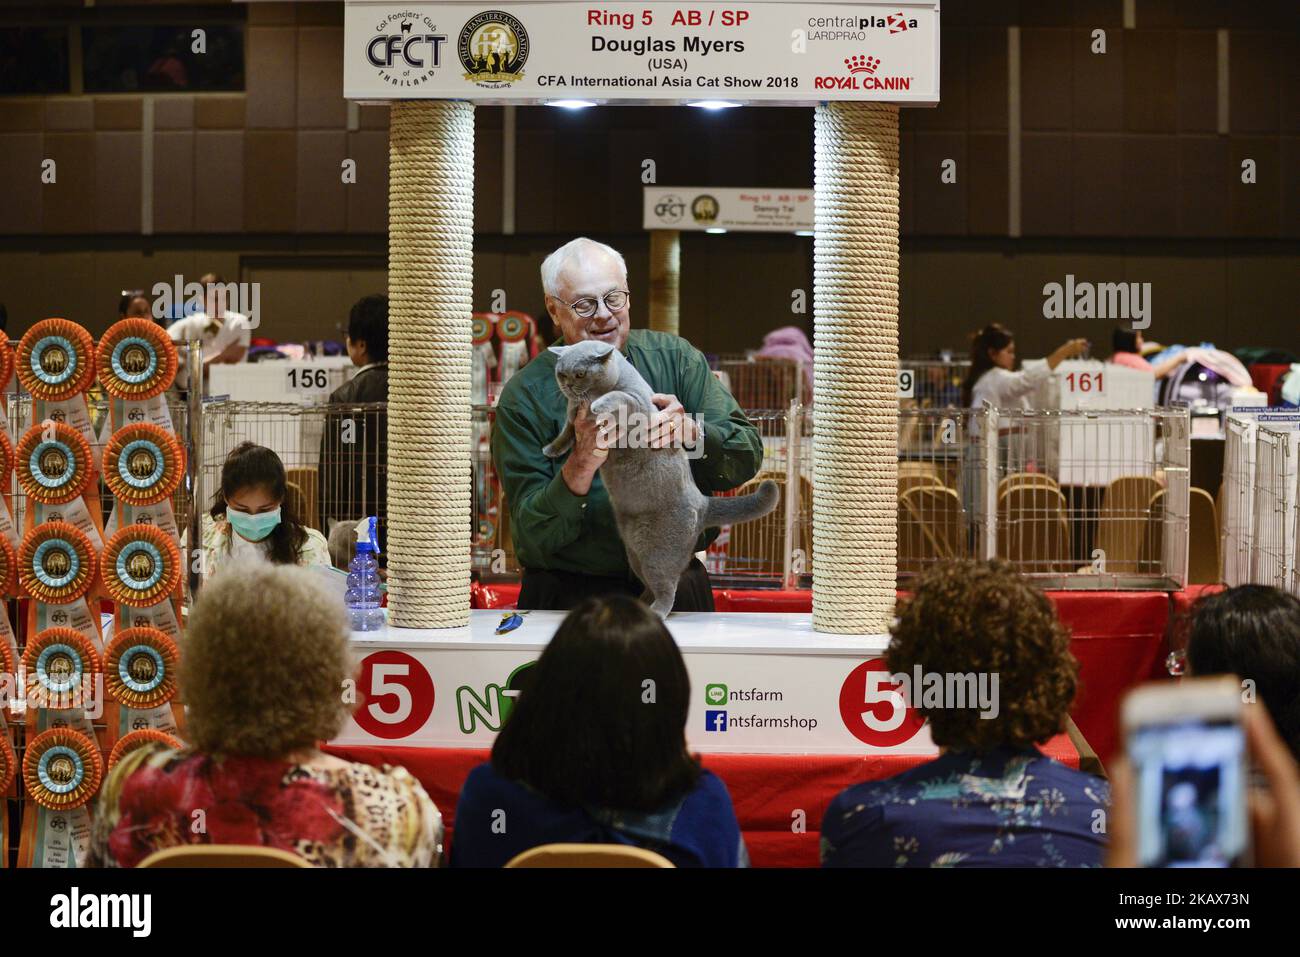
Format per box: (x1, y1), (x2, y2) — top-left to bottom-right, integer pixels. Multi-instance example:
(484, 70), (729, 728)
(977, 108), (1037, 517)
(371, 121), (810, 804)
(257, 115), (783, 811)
(89, 563), (441, 867)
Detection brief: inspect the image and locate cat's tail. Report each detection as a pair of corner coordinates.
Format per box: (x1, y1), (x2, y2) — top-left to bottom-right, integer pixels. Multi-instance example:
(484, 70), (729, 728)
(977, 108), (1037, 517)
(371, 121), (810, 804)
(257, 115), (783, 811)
(704, 479), (780, 528)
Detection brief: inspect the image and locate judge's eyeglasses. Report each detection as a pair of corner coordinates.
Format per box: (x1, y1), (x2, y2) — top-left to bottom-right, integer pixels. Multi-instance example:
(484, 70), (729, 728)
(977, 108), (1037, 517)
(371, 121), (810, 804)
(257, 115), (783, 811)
(559, 289), (630, 319)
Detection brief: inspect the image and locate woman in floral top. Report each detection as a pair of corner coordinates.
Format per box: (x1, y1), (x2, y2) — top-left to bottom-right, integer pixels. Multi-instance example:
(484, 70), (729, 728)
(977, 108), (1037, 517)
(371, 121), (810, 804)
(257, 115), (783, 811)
(90, 564), (441, 867)
(821, 561), (1109, 868)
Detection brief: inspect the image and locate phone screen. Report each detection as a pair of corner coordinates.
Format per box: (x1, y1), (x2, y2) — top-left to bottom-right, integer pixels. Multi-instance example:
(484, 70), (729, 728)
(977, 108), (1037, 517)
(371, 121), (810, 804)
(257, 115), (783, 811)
(1127, 717), (1249, 868)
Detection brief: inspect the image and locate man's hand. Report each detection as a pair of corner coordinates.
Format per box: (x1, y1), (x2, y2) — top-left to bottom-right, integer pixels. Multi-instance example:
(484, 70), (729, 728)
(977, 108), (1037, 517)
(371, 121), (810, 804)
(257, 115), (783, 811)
(648, 393), (699, 449)
(561, 402), (611, 496)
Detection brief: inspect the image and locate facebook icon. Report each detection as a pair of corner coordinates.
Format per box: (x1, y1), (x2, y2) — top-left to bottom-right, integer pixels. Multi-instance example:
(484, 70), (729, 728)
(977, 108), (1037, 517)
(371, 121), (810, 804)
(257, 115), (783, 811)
(705, 710), (728, 732)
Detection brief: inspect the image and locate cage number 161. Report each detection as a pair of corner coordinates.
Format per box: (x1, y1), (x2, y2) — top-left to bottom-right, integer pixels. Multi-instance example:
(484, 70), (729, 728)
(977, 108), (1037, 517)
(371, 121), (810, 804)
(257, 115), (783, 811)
(1064, 371), (1104, 395)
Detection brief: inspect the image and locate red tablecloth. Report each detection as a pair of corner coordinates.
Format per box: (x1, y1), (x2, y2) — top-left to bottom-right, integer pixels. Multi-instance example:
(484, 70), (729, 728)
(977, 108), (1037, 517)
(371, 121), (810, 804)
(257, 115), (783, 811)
(326, 732), (1082, 868)
(472, 582), (1174, 765)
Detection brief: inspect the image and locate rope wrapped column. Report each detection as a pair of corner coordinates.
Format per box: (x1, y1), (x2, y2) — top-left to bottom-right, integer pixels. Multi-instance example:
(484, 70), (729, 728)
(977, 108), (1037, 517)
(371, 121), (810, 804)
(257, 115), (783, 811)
(812, 102), (899, 635)
(648, 229), (681, 335)
(387, 101), (474, 628)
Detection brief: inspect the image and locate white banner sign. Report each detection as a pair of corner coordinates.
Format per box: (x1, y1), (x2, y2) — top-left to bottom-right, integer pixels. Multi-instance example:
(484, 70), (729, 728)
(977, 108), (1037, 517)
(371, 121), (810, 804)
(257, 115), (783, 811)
(344, 1), (940, 105)
(644, 186), (812, 231)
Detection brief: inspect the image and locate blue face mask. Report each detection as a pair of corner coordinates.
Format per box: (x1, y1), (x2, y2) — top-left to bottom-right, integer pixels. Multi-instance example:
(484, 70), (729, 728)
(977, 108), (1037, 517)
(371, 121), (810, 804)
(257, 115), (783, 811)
(226, 505), (282, 542)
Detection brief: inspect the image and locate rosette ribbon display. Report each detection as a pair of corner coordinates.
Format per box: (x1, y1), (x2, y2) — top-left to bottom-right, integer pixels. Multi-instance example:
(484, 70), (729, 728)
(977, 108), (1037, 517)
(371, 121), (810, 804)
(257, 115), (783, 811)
(17, 319), (97, 401)
(22, 728), (104, 811)
(100, 525), (182, 607)
(96, 318), (178, 401)
(16, 421), (95, 506)
(108, 728), (182, 772)
(104, 627), (179, 710)
(22, 628), (103, 711)
(101, 424), (185, 507)
(19, 522), (97, 604)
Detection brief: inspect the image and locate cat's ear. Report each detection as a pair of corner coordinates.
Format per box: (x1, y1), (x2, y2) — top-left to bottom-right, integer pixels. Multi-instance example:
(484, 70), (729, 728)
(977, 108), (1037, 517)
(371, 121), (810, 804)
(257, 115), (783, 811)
(548, 345), (568, 356)
(594, 344), (616, 362)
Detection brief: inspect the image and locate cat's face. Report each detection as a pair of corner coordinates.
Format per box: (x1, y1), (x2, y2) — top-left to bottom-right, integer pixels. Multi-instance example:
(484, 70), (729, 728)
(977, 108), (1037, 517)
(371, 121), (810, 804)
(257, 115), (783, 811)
(550, 341), (619, 401)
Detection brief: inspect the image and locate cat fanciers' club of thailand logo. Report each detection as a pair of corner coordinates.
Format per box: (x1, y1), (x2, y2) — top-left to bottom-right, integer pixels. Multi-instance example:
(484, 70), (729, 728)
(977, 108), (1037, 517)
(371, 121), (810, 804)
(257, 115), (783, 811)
(365, 11), (448, 89)
(459, 10), (530, 88)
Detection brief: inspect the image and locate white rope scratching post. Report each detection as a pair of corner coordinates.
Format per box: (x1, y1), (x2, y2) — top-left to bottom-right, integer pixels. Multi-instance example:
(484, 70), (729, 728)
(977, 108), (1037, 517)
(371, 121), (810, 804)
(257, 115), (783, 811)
(648, 229), (681, 335)
(387, 101), (474, 628)
(812, 102), (900, 635)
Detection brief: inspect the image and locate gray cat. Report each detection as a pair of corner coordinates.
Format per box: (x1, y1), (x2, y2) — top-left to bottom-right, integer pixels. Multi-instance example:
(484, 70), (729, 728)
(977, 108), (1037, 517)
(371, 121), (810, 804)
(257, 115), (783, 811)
(543, 340), (778, 617)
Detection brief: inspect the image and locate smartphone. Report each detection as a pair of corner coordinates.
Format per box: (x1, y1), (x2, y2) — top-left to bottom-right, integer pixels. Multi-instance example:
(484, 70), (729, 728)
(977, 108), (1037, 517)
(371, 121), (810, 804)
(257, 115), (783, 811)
(1121, 677), (1251, 868)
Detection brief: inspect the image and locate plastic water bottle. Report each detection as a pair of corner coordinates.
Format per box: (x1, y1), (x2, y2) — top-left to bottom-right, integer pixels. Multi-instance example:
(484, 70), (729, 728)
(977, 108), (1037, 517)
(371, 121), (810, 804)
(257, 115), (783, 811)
(344, 516), (385, 631)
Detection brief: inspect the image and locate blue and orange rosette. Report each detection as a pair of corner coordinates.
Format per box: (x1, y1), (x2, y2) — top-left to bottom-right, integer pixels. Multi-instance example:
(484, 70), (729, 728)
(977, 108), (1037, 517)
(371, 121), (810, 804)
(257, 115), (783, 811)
(18, 522), (97, 604)
(17, 318), (97, 401)
(101, 423), (185, 507)
(104, 626), (179, 710)
(16, 421), (95, 506)
(0, 728), (15, 795)
(96, 318), (178, 401)
(107, 728), (182, 772)
(22, 628), (102, 712)
(22, 728), (104, 811)
(0, 535), (16, 598)
(471, 314), (494, 345)
(0, 338), (15, 392)
(0, 428), (15, 484)
(0, 636), (15, 709)
(100, 524), (182, 608)
(496, 311), (532, 343)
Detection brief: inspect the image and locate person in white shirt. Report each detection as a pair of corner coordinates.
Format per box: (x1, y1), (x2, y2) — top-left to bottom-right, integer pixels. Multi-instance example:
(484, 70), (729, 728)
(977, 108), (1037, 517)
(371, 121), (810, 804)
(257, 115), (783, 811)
(167, 273), (252, 391)
(961, 323), (1089, 410)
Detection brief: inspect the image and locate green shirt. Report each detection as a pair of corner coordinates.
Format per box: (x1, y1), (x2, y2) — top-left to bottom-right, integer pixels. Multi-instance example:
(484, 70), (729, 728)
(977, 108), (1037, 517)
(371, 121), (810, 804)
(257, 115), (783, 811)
(491, 329), (764, 577)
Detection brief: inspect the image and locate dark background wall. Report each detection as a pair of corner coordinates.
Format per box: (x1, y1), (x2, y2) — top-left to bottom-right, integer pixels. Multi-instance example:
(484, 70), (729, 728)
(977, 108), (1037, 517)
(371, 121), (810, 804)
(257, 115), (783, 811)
(0, 0), (1296, 360)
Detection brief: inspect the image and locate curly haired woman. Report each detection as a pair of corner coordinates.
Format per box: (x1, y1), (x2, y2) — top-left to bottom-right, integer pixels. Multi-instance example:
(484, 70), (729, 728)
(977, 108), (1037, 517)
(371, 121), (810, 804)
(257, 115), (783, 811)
(89, 564), (441, 867)
(821, 561), (1109, 868)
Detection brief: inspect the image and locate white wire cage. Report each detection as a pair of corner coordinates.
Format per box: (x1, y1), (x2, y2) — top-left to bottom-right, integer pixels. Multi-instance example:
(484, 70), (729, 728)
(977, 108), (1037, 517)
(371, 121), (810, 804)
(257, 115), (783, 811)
(1250, 422), (1299, 591)
(986, 407), (1191, 589)
(1221, 414), (1258, 587)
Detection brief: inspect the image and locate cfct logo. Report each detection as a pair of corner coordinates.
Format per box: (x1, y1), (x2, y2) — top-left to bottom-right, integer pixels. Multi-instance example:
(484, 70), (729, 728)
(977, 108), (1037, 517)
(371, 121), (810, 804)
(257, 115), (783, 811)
(654, 194), (686, 224)
(838, 659), (925, 747)
(354, 650), (435, 739)
(367, 15), (448, 71)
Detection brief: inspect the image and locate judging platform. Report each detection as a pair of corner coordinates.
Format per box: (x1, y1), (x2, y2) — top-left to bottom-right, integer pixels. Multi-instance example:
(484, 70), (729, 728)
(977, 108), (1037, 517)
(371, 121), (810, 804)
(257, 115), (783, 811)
(326, 591), (1177, 866)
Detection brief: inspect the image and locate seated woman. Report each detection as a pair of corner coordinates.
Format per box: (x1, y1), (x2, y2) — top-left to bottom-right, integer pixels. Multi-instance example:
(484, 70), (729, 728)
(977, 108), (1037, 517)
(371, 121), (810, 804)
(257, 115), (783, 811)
(1186, 584), (1300, 761)
(451, 595), (746, 867)
(821, 561), (1109, 868)
(89, 564), (442, 867)
(201, 441), (330, 576)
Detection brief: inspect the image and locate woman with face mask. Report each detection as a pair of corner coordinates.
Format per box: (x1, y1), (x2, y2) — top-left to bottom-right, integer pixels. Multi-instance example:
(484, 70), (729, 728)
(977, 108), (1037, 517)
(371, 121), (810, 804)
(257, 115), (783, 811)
(201, 442), (331, 576)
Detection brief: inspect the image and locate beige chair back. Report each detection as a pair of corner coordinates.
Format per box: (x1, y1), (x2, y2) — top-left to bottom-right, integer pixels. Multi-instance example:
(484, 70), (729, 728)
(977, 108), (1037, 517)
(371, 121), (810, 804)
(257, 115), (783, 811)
(997, 472), (1061, 498)
(1188, 487), (1221, 585)
(138, 845), (311, 868)
(505, 844), (675, 868)
(997, 484), (1071, 571)
(1094, 475), (1163, 574)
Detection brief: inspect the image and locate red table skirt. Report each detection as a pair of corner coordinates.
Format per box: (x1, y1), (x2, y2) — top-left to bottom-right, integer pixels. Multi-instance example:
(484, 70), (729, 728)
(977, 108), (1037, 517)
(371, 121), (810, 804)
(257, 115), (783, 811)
(326, 733), (1081, 868)
(473, 582), (1176, 766)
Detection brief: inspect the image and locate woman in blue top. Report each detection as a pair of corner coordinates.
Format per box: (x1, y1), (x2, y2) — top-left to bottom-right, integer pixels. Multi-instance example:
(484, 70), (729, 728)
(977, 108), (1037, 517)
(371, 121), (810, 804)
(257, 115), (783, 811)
(451, 595), (747, 867)
(822, 561), (1110, 868)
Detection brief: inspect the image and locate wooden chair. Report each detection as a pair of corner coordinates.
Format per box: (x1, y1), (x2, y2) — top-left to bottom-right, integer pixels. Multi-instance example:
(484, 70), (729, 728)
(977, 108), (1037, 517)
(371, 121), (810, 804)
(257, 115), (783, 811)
(902, 485), (968, 560)
(997, 484), (1072, 572)
(286, 467), (320, 530)
(1188, 487), (1221, 586)
(997, 472), (1060, 498)
(1093, 475), (1163, 574)
(137, 845), (311, 868)
(898, 471), (946, 496)
(505, 843), (675, 868)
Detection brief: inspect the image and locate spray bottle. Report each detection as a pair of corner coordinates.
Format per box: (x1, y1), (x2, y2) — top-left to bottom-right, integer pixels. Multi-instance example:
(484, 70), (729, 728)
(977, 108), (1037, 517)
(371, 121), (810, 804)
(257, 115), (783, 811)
(344, 516), (384, 631)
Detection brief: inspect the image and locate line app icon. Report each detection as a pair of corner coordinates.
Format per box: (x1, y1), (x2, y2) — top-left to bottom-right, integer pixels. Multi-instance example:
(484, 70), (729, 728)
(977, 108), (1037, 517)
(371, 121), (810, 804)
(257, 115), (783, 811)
(705, 683), (728, 705)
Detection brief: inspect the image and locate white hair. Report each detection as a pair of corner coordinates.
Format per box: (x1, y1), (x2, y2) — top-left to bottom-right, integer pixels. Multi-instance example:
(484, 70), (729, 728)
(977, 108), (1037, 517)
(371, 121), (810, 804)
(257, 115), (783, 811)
(539, 237), (627, 298)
